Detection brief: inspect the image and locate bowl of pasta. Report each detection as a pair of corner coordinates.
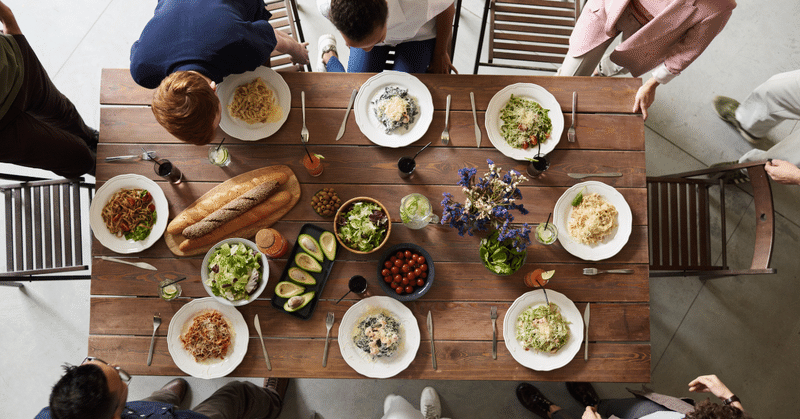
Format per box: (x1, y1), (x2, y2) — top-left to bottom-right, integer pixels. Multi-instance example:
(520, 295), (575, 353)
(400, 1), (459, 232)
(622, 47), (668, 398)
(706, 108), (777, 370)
(216, 66), (291, 141)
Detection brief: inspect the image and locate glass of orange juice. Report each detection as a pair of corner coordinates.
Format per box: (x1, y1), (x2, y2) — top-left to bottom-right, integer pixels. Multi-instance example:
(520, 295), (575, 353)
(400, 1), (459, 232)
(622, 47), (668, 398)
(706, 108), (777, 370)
(303, 152), (323, 177)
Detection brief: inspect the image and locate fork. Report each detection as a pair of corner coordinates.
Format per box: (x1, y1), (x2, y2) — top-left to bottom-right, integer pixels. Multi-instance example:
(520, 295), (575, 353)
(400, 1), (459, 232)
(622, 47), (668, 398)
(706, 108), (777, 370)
(567, 92), (576, 143)
(490, 306), (497, 360)
(441, 94), (451, 145)
(582, 267), (634, 275)
(301, 91), (309, 143)
(147, 314), (161, 366)
(322, 312), (334, 367)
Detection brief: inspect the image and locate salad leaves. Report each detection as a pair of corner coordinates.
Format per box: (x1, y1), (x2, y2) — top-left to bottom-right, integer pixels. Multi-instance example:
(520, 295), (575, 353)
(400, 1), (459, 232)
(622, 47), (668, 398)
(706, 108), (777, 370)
(480, 231), (527, 275)
(206, 242), (262, 301)
(337, 201), (388, 252)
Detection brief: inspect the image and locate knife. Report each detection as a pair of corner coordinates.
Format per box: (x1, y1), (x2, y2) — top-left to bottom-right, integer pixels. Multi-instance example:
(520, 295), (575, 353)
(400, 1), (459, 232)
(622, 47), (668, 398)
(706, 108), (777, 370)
(583, 303), (590, 361)
(253, 314), (272, 371)
(336, 89), (358, 141)
(427, 310), (437, 370)
(104, 155), (139, 162)
(470, 92), (481, 148)
(98, 256), (157, 271)
(568, 172), (623, 179)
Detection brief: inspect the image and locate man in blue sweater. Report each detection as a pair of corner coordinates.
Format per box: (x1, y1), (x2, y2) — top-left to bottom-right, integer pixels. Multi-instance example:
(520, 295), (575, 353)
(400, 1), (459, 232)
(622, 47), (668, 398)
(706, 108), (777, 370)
(130, 0), (308, 145)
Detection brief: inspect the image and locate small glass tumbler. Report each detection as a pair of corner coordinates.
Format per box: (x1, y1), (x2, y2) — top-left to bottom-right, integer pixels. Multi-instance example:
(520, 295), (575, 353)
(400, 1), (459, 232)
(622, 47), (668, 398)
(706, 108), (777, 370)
(158, 279), (181, 301)
(535, 223), (558, 245)
(208, 145), (231, 167)
(154, 159), (183, 184)
(526, 154), (550, 178)
(349, 275), (369, 297)
(397, 156), (416, 178)
(303, 153), (323, 177)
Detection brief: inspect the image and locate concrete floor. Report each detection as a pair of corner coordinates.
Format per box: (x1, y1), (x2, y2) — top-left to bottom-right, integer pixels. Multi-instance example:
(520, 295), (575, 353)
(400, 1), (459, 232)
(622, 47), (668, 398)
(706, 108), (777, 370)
(2, 0), (799, 418)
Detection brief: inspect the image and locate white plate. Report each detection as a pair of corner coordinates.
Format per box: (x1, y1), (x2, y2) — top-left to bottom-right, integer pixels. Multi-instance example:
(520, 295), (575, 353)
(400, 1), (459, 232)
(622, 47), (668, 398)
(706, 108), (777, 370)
(167, 297), (248, 379)
(89, 174), (168, 254)
(216, 66), (291, 141)
(354, 71), (433, 148)
(503, 289), (583, 371)
(201, 238), (269, 306)
(338, 296), (420, 378)
(553, 181), (633, 261)
(485, 83), (564, 160)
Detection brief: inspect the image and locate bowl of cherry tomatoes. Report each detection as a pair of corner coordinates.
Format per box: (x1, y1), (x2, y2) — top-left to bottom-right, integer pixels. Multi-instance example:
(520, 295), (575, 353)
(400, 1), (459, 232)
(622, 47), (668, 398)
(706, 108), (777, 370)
(377, 243), (434, 301)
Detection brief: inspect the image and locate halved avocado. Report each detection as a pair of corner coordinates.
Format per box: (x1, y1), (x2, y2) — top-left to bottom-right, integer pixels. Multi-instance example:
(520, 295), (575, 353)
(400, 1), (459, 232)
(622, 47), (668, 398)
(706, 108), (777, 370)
(284, 291), (315, 312)
(295, 252), (323, 273)
(298, 234), (324, 262)
(319, 231), (337, 261)
(274, 281), (304, 298)
(288, 267), (317, 285)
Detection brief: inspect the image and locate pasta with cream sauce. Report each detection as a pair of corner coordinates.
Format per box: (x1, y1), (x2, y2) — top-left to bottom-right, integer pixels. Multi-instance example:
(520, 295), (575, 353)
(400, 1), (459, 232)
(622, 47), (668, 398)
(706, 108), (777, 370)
(568, 193), (617, 244)
(228, 77), (281, 124)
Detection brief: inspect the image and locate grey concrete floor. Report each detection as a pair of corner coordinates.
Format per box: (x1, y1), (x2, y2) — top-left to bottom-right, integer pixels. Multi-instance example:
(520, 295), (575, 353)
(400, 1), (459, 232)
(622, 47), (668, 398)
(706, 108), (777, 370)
(1, 0), (799, 418)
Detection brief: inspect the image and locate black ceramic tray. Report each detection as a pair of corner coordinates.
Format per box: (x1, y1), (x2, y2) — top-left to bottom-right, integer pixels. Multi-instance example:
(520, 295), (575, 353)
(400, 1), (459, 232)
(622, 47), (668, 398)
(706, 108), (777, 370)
(270, 223), (337, 319)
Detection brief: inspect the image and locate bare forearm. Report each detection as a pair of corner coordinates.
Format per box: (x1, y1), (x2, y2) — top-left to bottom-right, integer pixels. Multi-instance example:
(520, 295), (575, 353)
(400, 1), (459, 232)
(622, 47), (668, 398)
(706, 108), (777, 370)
(0, 0), (22, 35)
(434, 3), (455, 56)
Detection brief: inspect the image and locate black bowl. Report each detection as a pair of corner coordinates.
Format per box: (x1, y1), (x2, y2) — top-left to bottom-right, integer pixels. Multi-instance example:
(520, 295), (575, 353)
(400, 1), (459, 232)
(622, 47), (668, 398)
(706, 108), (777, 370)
(377, 243), (435, 302)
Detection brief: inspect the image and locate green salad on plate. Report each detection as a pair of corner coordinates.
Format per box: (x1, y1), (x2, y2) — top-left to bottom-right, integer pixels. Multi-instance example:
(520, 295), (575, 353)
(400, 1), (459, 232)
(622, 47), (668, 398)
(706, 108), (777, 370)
(205, 242), (263, 302)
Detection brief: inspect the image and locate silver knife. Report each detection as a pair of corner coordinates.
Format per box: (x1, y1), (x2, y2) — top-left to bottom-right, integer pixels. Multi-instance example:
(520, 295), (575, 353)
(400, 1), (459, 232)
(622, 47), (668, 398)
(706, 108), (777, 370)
(584, 303), (590, 361)
(568, 172), (623, 179)
(104, 155), (139, 162)
(336, 89), (358, 141)
(253, 314), (272, 371)
(98, 256), (157, 271)
(427, 310), (437, 370)
(470, 92), (481, 148)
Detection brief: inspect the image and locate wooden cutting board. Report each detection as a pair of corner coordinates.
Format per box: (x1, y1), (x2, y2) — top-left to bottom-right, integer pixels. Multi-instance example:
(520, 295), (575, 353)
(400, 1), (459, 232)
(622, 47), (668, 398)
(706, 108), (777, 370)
(164, 165), (300, 256)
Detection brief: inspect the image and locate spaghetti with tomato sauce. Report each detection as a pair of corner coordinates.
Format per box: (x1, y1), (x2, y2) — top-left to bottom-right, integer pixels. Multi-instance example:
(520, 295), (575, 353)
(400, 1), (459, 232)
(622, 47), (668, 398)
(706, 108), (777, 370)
(100, 188), (156, 241)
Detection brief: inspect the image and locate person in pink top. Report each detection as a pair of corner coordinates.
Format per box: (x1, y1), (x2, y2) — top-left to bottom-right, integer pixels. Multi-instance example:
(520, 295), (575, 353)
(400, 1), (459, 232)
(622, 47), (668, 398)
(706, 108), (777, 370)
(559, 0), (736, 120)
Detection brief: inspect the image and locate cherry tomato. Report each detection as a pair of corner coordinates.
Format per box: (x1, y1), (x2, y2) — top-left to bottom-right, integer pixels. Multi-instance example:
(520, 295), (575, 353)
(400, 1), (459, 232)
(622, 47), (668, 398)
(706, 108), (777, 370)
(390, 256), (397, 263)
(391, 282), (399, 289)
(404, 250), (412, 259)
(401, 264), (410, 273)
(416, 279), (425, 286)
(382, 268), (391, 277)
(402, 278), (409, 286)
(414, 268), (422, 276)
(405, 286), (414, 294)
(417, 256), (426, 264)
(396, 251), (404, 259)
(391, 266), (400, 275)
(407, 259), (416, 268)
(522, 142), (529, 150)
(393, 274), (402, 283)
(407, 271), (417, 281)
(420, 271), (427, 279)
(395, 286), (404, 294)
(384, 261), (393, 269)
(384, 276), (393, 283)
(394, 259), (403, 267)
(420, 263), (428, 272)
(147, 204), (156, 212)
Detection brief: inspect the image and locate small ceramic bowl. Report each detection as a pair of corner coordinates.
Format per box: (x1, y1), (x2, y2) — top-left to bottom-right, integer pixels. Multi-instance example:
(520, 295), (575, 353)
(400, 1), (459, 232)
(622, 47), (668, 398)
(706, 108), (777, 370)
(377, 243), (434, 302)
(334, 196), (392, 255)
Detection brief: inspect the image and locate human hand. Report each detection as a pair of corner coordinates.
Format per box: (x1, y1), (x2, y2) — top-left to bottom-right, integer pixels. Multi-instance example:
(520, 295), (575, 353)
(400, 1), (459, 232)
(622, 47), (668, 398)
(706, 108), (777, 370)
(290, 41), (310, 65)
(582, 406), (602, 419)
(764, 159), (800, 185)
(428, 52), (458, 74)
(688, 375), (734, 400)
(632, 78), (659, 121)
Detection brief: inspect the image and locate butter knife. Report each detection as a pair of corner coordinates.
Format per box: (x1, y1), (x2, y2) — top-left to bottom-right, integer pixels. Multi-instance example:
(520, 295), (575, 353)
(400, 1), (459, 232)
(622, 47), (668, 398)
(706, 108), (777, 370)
(583, 303), (590, 361)
(470, 92), (481, 148)
(253, 314), (272, 371)
(98, 256), (157, 271)
(568, 172), (623, 179)
(336, 89), (358, 141)
(427, 310), (437, 370)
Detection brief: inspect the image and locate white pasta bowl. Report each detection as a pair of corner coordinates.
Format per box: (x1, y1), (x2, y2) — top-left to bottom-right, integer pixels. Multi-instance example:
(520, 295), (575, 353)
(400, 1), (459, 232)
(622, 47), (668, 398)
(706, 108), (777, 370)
(201, 238), (269, 306)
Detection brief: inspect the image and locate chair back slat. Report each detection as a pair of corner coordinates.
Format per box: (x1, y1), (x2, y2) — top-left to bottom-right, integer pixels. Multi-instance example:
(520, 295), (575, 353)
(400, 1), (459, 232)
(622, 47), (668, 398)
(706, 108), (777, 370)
(748, 165), (774, 269)
(42, 185), (54, 268)
(677, 183), (689, 266)
(264, 0), (310, 72)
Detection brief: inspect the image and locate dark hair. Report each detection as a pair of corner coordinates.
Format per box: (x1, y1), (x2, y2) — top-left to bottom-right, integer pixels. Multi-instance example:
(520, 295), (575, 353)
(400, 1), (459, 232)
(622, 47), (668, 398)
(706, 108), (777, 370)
(50, 364), (117, 419)
(685, 400), (754, 419)
(329, 0), (388, 43)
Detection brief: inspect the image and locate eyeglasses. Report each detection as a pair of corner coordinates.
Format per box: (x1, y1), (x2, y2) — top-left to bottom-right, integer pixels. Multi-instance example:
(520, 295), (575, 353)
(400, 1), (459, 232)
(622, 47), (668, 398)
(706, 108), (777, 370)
(82, 357), (132, 384)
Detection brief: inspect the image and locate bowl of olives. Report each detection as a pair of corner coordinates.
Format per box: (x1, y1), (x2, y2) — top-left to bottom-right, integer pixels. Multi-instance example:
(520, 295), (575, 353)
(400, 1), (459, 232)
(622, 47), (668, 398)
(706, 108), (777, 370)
(377, 243), (434, 301)
(311, 188), (342, 217)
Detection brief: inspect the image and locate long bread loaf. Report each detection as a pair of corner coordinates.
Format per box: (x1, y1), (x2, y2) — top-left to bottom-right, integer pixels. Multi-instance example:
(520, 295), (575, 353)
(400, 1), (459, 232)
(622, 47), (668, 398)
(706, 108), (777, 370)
(178, 190), (293, 252)
(167, 171), (289, 234)
(181, 180), (279, 239)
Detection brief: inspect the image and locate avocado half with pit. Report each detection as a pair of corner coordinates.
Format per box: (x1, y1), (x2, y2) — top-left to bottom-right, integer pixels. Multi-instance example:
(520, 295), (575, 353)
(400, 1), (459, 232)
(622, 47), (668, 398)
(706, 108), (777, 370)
(284, 291), (315, 312)
(295, 252), (323, 273)
(287, 267), (316, 285)
(319, 231), (337, 261)
(298, 234), (324, 262)
(274, 281), (304, 298)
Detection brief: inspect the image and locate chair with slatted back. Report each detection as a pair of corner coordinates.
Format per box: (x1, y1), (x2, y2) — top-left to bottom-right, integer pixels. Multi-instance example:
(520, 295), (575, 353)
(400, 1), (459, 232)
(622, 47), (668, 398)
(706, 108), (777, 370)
(0, 174), (95, 286)
(264, 0), (311, 72)
(473, 0), (582, 74)
(647, 161), (776, 278)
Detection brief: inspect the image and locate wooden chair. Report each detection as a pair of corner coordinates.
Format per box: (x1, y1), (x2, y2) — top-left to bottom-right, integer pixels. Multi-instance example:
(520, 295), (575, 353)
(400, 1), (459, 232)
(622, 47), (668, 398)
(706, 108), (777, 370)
(265, 0), (311, 72)
(647, 161), (776, 278)
(473, 0), (582, 74)
(0, 174), (95, 286)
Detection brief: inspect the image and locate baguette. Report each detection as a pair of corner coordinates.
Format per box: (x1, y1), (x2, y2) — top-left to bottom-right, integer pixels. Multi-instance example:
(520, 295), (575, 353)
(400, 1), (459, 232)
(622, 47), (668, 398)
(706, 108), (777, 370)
(178, 190), (293, 252)
(167, 171), (289, 234)
(181, 180), (279, 239)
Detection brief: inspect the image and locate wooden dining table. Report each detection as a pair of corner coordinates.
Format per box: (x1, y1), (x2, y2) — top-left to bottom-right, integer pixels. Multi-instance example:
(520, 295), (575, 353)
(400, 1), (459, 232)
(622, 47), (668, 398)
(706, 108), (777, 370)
(91, 69), (649, 382)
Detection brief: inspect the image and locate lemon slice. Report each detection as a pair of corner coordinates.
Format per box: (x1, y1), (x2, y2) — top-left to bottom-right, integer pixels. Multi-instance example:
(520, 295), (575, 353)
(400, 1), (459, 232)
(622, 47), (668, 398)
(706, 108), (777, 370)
(162, 284), (178, 297)
(541, 270), (555, 280)
(213, 148), (229, 165)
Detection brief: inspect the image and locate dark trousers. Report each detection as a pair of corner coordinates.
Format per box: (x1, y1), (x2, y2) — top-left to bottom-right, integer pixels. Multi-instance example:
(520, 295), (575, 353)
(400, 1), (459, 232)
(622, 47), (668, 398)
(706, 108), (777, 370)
(143, 381), (283, 419)
(0, 35), (95, 178)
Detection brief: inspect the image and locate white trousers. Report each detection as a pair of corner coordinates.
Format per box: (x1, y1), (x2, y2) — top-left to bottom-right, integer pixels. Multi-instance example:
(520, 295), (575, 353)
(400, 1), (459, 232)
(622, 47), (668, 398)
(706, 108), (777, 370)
(736, 69), (800, 166)
(381, 394), (451, 419)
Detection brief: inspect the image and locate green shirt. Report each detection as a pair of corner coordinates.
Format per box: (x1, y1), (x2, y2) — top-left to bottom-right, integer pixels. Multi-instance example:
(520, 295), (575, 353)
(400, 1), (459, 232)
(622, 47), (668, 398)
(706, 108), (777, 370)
(0, 34), (23, 119)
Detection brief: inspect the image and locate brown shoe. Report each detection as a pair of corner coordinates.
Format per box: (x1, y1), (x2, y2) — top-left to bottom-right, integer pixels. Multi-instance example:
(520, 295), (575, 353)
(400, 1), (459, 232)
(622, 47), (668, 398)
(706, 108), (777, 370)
(264, 377), (289, 403)
(161, 378), (188, 404)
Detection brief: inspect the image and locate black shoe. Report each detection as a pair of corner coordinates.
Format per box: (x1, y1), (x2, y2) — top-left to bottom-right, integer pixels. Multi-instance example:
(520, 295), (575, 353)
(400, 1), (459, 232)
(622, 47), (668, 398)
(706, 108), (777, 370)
(566, 382), (600, 407)
(516, 383), (553, 419)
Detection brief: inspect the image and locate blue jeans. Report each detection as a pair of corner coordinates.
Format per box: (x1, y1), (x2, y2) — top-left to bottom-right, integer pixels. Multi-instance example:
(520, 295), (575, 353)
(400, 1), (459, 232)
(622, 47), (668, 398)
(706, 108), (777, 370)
(326, 38), (436, 73)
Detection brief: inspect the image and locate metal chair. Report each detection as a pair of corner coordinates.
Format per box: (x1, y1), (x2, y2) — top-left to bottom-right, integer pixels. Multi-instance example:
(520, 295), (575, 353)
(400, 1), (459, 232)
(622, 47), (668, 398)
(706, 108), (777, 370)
(265, 0), (311, 72)
(0, 174), (95, 286)
(647, 161), (776, 278)
(473, 0), (582, 74)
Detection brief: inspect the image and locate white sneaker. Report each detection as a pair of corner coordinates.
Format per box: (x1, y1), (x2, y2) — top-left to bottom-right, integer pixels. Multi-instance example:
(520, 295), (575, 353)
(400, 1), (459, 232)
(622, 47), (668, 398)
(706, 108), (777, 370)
(317, 34), (337, 73)
(420, 386), (442, 419)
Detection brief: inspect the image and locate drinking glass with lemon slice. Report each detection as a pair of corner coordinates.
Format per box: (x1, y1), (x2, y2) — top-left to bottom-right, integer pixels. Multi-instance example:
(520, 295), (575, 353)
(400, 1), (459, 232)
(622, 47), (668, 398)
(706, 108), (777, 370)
(158, 279), (181, 301)
(208, 145), (231, 167)
(400, 193), (439, 229)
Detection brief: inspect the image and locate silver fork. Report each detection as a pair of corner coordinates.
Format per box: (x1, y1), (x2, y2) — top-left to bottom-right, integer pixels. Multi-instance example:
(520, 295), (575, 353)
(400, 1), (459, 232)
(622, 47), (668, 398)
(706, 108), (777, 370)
(583, 267), (634, 275)
(322, 312), (334, 367)
(147, 314), (161, 366)
(567, 92), (576, 142)
(441, 94), (451, 145)
(490, 306), (497, 360)
(301, 91), (309, 143)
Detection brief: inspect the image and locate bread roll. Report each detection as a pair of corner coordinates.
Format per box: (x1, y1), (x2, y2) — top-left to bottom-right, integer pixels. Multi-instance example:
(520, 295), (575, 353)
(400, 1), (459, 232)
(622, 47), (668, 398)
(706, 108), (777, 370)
(181, 180), (279, 239)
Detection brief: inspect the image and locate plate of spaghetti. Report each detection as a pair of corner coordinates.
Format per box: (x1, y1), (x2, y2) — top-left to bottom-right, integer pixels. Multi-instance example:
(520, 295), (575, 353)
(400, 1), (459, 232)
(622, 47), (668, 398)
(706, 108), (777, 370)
(167, 297), (248, 379)
(90, 174), (168, 253)
(216, 66), (290, 141)
(552, 181), (632, 261)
